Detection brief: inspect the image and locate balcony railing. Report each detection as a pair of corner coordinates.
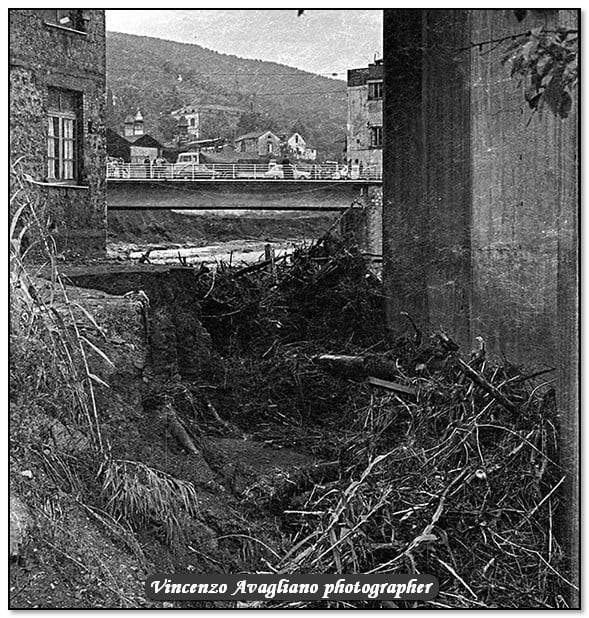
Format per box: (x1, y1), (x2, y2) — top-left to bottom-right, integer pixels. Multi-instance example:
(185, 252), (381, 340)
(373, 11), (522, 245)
(106, 162), (382, 182)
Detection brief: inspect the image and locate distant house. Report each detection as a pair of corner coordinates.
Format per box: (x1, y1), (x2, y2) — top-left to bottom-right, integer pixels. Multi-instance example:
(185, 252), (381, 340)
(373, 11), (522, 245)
(286, 132), (317, 161)
(10, 9), (107, 257)
(123, 110), (144, 137)
(234, 130), (282, 157)
(107, 111), (162, 162)
(171, 103), (244, 139)
(106, 129), (162, 163)
(346, 58), (383, 175)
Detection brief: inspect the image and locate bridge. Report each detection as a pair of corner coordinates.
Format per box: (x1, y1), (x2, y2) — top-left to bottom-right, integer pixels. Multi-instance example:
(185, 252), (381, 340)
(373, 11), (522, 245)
(107, 163), (382, 213)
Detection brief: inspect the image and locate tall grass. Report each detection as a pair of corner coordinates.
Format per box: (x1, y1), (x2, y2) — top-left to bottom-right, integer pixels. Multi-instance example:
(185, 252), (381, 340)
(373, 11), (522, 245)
(10, 161), (201, 555)
(100, 459), (199, 545)
(10, 161), (106, 452)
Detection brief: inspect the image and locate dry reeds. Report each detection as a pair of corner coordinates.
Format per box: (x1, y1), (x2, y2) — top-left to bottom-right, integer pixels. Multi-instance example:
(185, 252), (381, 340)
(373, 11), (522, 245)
(10, 161), (109, 453)
(196, 239), (570, 608)
(100, 459), (198, 545)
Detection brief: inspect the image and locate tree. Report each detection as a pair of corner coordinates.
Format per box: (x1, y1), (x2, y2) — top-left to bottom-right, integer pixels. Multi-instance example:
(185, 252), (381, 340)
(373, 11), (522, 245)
(502, 26), (578, 118)
(157, 115), (180, 142)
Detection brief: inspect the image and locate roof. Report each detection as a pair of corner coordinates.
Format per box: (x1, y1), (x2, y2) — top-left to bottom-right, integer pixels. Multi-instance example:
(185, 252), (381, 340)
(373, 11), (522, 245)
(126, 134), (163, 148)
(235, 130), (279, 142)
(124, 115), (134, 124)
(347, 59), (384, 86)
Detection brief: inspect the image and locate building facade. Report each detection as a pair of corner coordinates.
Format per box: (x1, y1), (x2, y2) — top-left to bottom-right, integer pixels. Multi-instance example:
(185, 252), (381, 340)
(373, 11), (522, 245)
(10, 9), (107, 257)
(108, 111), (162, 163)
(346, 59), (383, 177)
(106, 129), (162, 164)
(286, 132), (317, 161)
(234, 130), (282, 157)
(171, 104), (244, 139)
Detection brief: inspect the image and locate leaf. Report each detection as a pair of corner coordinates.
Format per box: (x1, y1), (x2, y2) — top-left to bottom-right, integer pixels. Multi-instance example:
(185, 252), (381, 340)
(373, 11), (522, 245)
(80, 335), (115, 369)
(87, 372), (110, 388)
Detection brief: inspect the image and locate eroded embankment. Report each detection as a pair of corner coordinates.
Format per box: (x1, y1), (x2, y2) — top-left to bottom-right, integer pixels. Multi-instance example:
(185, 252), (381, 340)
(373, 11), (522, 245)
(11, 239), (568, 609)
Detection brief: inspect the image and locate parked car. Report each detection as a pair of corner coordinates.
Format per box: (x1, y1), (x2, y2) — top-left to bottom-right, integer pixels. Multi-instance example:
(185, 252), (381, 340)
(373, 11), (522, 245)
(264, 164), (311, 180)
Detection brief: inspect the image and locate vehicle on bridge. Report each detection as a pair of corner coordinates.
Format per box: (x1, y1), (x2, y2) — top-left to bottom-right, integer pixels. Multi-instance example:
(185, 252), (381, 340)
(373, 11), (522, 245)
(105, 158), (382, 182)
(172, 152), (220, 179)
(264, 163), (311, 180)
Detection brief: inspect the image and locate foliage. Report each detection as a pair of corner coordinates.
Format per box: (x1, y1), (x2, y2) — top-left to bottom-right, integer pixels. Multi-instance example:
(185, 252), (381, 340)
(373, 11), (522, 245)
(100, 459), (199, 545)
(10, 163), (108, 453)
(502, 27), (578, 118)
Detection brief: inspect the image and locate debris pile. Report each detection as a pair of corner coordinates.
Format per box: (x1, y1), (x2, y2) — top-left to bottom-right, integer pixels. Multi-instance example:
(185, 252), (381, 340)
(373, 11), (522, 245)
(195, 236), (569, 609)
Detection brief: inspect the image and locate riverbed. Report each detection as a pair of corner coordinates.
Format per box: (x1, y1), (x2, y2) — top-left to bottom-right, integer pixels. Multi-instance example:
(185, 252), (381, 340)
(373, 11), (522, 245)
(108, 237), (312, 267)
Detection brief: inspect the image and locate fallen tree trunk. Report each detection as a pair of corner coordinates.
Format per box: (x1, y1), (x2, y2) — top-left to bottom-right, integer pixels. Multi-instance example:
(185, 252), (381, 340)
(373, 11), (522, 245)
(312, 354), (399, 381)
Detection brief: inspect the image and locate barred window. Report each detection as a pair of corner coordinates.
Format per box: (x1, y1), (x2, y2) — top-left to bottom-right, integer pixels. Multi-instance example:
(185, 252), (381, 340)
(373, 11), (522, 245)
(370, 126), (383, 148)
(368, 81), (383, 100)
(47, 88), (81, 182)
(44, 10), (86, 32)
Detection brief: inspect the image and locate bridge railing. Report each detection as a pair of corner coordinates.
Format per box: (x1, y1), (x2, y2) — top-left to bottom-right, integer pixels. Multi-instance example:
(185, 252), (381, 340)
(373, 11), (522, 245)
(106, 162), (382, 182)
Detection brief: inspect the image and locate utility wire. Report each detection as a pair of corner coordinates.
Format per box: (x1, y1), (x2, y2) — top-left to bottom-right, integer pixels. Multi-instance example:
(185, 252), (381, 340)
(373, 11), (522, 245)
(109, 67), (348, 77)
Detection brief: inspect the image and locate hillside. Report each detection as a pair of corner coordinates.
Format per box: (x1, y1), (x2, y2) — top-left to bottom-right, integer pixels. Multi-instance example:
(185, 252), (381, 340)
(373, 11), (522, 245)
(106, 32), (347, 160)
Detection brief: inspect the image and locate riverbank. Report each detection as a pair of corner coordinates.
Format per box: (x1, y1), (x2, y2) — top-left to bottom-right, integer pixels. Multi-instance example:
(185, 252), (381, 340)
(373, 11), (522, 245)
(108, 209), (338, 248)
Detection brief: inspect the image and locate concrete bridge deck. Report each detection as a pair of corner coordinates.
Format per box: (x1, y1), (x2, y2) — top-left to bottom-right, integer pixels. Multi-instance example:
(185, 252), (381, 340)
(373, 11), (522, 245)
(107, 179), (381, 212)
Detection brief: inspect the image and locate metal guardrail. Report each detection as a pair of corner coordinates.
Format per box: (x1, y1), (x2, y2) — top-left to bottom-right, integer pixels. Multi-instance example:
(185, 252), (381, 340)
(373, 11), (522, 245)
(106, 162), (382, 182)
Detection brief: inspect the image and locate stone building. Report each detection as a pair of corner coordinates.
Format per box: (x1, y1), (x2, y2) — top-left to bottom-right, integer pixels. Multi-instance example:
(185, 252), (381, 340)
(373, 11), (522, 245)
(346, 59), (383, 177)
(234, 130), (282, 158)
(286, 132), (317, 161)
(123, 110), (144, 137)
(107, 110), (162, 163)
(106, 129), (162, 164)
(170, 103), (244, 139)
(10, 9), (107, 257)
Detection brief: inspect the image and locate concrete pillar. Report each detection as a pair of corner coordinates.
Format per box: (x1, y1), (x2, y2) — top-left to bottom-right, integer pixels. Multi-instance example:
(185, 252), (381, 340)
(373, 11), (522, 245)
(383, 10), (429, 335)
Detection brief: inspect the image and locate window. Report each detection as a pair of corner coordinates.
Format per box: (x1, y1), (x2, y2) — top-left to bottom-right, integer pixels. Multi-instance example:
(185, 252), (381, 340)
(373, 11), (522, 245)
(370, 126), (383, 148)
(368, 81), (383, 100)
(44, 10), (86, 32)
(47, 88), (81, 182)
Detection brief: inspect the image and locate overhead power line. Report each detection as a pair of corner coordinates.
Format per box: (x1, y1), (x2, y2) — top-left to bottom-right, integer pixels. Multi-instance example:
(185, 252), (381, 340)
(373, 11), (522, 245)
(108, 67), (347, 78)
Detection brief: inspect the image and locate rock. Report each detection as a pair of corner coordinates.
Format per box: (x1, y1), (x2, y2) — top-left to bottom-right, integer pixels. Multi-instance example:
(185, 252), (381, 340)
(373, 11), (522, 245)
(50, 420), (91, 455)
(10, 496), (32, 558)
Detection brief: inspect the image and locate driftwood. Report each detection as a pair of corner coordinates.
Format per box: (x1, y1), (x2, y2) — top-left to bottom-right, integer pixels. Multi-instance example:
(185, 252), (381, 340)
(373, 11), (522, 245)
(365, 376), (416, 396)
(454, 357), (518, 415)
(312, 354), (399, 381)
(437, 332), (518, 415)
(233, 252), (290, 278)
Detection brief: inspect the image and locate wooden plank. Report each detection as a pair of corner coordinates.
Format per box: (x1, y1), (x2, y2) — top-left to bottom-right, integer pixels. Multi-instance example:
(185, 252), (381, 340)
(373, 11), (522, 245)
(365, 376), (416, 396)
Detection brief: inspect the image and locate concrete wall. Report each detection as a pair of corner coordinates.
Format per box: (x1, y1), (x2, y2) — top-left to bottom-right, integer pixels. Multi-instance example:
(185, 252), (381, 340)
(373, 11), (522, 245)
(107, 179), (375, 212)
(10, 9), (107, 257)
(340, 185), (383, 270)
(383, 9), (578, 365)
(383, 9), (578, 599)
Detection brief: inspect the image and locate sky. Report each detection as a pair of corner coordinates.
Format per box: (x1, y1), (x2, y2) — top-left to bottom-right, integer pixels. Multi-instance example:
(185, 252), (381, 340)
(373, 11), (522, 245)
(105, 10), (382, 78)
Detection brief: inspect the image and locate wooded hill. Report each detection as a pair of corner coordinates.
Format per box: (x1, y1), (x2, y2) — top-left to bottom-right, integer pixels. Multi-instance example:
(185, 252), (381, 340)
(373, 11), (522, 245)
(106, 32), (347, 160)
